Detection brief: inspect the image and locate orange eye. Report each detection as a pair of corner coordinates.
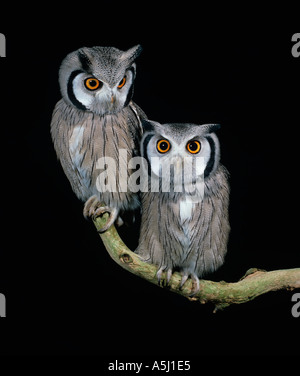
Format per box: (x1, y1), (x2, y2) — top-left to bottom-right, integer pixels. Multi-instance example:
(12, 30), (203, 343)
(157, 139), (171, 153)
(84, 77), (102, 91)
(117, 76), (126, 89)
(187, 140), (201, 154)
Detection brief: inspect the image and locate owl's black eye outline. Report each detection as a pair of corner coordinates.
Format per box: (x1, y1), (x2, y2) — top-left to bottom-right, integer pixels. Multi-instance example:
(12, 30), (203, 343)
(117, 76), (126, 89)
(187, 140), (201, 154)
(84, 77), (103, 91)
(157, 139), (171, 153)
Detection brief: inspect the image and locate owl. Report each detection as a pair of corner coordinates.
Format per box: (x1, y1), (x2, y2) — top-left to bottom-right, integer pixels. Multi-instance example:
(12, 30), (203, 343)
(136, 120), (230, 293)
(50, 45), (147, 231)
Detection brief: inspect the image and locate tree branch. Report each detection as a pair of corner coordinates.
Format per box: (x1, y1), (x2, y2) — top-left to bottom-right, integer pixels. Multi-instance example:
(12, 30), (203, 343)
(93, 213), (300, 311)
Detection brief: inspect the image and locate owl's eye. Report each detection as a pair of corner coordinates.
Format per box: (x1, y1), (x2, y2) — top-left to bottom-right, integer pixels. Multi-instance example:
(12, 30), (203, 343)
(187, 140), (201, 154)
(157, 139), (171, 153)
(84, 77), (102, 91)
(117, 76), (126, 89)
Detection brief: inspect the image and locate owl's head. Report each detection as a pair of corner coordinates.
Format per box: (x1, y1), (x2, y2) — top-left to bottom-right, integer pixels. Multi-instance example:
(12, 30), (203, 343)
(59, 45), (142, 116)
(141, 120), (221, 192)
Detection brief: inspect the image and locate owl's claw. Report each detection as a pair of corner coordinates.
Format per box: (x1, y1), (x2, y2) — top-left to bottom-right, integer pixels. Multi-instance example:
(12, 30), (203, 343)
(179, 273), (200, 296)
(189, 274), (200, 296)
(93, 206), (118, 233)
(83, 195), (118, 232)
(83, 195), (100, 219)
(156, 268), (200, 294)
(166, 268), (173, 285)
(156, 267), (173, 287)
(179, 274), (189, 290)
(156, 267), (164, 286)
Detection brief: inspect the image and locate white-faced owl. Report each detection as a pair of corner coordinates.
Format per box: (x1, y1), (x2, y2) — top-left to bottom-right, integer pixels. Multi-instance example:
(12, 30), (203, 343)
(51, 45), (147, 231)
(136, 120), (230, 293)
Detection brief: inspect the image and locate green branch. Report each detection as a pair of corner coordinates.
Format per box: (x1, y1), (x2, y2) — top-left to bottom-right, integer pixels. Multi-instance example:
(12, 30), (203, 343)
(93, 213), (300, 311)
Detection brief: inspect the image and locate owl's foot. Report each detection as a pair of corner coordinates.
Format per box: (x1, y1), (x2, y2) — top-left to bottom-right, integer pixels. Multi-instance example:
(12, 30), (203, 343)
(93, 206), (118, 233)
(156, 266), (173, 287)
(179, 272), (200, 296)
(179, 274), (189, 290)
(83, 195), (99, 218)
(190, 274), (200, 296)
(83, 195), (118, 233)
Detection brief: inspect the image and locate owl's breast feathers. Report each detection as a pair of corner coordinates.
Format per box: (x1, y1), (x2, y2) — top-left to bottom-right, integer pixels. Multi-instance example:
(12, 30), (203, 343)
(178, 165), (230, 275)
(136, 166), (230, 276)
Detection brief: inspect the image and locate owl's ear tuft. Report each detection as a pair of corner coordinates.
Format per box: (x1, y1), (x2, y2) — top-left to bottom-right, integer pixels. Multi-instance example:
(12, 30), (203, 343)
(141, 119), (158, 132)
(201, 123), (221, 134)
(121, 45), (143, 64)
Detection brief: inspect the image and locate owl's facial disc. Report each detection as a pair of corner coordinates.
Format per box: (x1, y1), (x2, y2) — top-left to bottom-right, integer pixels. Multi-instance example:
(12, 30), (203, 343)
(145, 135), (212, 191)
(70, 69), (133, 115)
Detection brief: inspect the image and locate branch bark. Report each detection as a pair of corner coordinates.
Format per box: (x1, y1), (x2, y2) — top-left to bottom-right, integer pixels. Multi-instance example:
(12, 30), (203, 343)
(93, 213), (300, 311)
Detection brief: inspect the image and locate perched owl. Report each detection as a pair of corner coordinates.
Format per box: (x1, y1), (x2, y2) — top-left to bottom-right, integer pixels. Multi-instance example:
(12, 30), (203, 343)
(136, 120), (230, 293)
(51, 45), (147, 231)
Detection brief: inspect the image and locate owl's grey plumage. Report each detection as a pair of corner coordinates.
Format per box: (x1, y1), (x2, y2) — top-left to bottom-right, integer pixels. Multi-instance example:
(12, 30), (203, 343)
(135, 120), (230, 293)
(50, 45), (147, 231)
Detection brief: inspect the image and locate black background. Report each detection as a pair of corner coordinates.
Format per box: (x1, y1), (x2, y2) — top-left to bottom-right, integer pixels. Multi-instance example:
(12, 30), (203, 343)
(0, 12), (299, 360)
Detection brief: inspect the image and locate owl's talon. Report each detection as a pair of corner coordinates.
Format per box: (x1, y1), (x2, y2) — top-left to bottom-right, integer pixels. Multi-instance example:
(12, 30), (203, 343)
(179, 274), (189, 290)
(179, 273), (200, 295)
(83, 196), (119, 232)
(115, 216), (124, 227)
(189, 274), (200, 296)
(83, 195), (100, 219)
(156, 267), (173, 287)
(156, 268), (162, 286)
(156, 267), (166, 286)
(92, 205), (111, 220)
(94, 207), (119, 233)
(166, 268), (173, 285)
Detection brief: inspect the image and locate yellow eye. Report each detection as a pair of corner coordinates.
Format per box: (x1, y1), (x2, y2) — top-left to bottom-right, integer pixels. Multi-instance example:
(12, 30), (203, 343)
(117, 76), (126, 89)
(157, 139), (171, 153)
(84, 77), (101, 91)
(187, 140), (201, 154)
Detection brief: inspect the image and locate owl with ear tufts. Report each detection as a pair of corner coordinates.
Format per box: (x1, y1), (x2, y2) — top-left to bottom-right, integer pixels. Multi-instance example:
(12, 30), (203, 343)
(50, 45), (147, 231)
(135, 120), (230, 294)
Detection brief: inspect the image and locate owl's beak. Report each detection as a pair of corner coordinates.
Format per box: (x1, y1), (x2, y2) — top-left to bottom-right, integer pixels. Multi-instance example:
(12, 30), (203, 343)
(110, 95), (115, 104)
(174, 158), (183, 171)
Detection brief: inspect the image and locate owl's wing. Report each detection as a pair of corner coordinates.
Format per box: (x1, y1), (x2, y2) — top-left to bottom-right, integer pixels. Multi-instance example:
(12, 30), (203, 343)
(192, 165), (230, 275)
(128, 101), (148, 157)
(129, 101), (148, 121)
(50, 99), (90, 201)
(129, 101), (147, 134)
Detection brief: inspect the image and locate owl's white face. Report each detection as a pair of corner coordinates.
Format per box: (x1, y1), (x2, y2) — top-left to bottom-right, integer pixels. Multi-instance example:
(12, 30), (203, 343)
(143, 135), (212, 195)
(70, 68), (135, 115)
(148, 136), (211, 184)
(59, 45), (142, 116)
(141, 121), (221, 194)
